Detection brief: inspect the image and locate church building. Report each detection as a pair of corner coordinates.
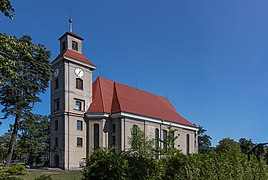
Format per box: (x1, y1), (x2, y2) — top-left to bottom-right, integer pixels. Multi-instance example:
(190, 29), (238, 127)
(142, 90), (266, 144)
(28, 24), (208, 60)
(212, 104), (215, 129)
(50, 26), (199, 170)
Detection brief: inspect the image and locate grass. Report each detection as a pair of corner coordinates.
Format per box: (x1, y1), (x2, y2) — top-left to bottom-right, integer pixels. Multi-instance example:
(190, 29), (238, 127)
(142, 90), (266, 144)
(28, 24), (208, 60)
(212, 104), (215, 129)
(15, 171), (83, 180)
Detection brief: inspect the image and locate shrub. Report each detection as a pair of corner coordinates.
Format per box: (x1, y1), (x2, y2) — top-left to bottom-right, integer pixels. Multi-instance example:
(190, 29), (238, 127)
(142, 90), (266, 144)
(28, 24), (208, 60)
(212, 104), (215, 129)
(0, 174), (23, 180)
(6, 164), (27, 175)
(82, 149), (128, 180)
(34, 174), (52, 180)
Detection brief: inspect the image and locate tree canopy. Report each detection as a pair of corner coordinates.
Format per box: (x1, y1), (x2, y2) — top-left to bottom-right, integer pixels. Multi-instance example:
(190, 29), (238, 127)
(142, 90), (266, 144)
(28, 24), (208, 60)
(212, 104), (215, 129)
(0, 34), (51, 166)
(0, 0), (14, 19)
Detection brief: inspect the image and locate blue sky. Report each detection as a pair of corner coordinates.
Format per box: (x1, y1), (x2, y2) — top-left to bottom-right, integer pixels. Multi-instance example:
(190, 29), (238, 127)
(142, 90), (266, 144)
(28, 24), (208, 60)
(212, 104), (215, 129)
(1, 0), (268, 146)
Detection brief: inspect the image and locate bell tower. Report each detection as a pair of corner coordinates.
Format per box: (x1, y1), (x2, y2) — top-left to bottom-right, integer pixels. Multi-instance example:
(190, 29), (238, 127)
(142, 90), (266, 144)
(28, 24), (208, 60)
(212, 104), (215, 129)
(50, 19), (96, 169)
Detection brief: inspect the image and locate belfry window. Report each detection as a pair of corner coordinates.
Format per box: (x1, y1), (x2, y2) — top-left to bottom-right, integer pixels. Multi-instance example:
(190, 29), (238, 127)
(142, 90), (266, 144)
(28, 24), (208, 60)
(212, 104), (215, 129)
(62, 41), (66, 51)
(72, 41), (78, 51)
(76, 78), (83, 90)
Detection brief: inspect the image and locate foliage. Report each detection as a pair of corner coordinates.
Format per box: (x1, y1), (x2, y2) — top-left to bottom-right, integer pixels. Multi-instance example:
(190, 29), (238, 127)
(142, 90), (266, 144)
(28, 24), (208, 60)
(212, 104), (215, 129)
(0, 34), (51, 166)
(215, 138), (241, 154)
(239, 138), (255, 154)
(18, 114), (50, 166)
(128, 125), (154, 158)
(0, 0), (14, 19)
(122, 151), (159, 180)
(159, 126), (180, 157)
(197, 125), (212, 154)
(34, 174), (52, 180)
(0, 164), (27, 175)
(0, 174), (23, 180)
(82, 148), (128, 180)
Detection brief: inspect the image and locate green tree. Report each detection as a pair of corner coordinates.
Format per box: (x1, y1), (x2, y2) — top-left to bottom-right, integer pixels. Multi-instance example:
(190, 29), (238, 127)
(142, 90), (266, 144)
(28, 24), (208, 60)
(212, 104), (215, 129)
(0, 34), (51, 166)
(215, 138), (241, 154)
(197, 125), (212, 154)
(239, 138), (255, 154)
(82, 149), (128, 180)
(128, 125), (154, 157)
(0, 0), (14, 19)
(18, 114), (50, 166)
(160, 126), (179, 157)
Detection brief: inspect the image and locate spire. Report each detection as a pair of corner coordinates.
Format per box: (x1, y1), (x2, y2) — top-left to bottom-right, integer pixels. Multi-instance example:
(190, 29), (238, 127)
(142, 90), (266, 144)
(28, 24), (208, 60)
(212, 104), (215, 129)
(69, 9), (72, 32)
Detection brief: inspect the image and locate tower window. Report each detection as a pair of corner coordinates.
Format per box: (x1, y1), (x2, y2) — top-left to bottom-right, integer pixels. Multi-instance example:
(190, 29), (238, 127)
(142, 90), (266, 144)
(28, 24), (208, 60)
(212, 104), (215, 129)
(55, 120), (58, 131)
(76, 78), (83, 90)
(74, 99), (84, 111)
(94, 124), (100, 149)
(72, 41), (78, 51)
(77, 120), (83, 131)
(62, 41), (66, 51)
(77, 137), (83, 147)
(54, 98), (60, 111)
(55, 78), (59, 89)
(186, 134), (190, 155)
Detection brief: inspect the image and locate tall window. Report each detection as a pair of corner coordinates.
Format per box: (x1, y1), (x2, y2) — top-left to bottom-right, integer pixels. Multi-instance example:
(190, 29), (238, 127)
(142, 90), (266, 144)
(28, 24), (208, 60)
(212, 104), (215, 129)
(55, 120), (58, 131)
(155, 128), (159, 159)
(163, 130), (167, 150)
(54, 98), (60, 111)
(77, 120), (83, 131)
(55, 78), (59, 89)
(132, 125), (138, 149)
(77, 137), (83, 147)
(72, 41), (78, 51)
(186, 134), (190, 155)
(76, 78), (83, 90)
(55, 137), (58, 147)
(62, 41), (66, 51)
(94, 124), (100, 149)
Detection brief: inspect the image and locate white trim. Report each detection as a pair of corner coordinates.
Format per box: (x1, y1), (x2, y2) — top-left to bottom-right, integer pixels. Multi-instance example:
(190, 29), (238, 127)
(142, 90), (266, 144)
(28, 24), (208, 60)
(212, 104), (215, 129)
(111, 112), (199, 131)
(85, 112), (109, 119)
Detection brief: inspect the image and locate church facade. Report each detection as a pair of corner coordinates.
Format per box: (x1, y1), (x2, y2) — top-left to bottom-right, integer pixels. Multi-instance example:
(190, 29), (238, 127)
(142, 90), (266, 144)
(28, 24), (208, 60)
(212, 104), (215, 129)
(50, 30), (199, 170)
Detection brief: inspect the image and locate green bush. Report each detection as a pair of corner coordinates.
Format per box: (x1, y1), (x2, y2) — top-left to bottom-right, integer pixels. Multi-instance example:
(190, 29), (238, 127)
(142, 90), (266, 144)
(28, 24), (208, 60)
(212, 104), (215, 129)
(34, 174), (52, 180)
(6, 164), (27, 175)
(83, 149), (128, 180)
(0, 174), (23, 180)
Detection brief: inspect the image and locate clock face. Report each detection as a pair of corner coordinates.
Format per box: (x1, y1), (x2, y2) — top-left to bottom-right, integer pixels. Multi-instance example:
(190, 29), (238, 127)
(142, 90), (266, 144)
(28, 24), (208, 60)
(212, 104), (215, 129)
(54, 69), (59, 78)
(74, 68), (84, 78)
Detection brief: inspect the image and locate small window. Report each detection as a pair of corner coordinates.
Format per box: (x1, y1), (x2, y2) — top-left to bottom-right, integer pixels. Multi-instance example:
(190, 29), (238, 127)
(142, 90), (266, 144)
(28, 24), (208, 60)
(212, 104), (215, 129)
(94, 124), (100, 149)
(62, 41), (66, 51)
(72, 41), (78, 51)
(77, 120), (83, 131)
(76, 78), (83, 90)
(77, 137), (83, 147)
(186, 134), (190, 155)
(55, 137), (58, 147)
(55, 78), (59, 89)
(163, 130), (167, 150)
(74, 100), (83, 111)
(55, 120), (58, 131)
(54, 98), (60, 111)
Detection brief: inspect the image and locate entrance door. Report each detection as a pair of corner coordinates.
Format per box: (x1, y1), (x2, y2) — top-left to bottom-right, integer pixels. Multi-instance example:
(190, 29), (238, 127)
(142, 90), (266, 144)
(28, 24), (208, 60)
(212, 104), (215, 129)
(54, 154), (59, 168)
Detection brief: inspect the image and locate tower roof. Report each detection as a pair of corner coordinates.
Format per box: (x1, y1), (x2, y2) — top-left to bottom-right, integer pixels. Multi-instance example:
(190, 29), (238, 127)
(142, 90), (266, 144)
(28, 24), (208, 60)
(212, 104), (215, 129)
(59, 31), (83, 40)
(52, 49), (96, 67)
(88, 77), (196, 128)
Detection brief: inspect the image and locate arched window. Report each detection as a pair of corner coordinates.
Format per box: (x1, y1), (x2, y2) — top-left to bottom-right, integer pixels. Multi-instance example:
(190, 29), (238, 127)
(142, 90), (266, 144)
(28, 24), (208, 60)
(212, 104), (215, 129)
(76, 78), (83, 90)
(72, 41), (78, 51)
(155, 128), (159, 159)
(186, 134), (190, 155)
(55, 78), (59, 89)
(94, 124), (100, 149)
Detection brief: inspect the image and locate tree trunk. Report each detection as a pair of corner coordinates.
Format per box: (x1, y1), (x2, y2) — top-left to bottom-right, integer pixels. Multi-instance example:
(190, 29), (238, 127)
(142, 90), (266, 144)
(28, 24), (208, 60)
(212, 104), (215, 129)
(5, 114), (20, 167)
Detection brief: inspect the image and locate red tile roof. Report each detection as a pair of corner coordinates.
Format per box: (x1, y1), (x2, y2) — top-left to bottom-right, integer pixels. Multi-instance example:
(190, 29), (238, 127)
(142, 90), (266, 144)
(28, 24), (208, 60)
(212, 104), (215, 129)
(59, 31), (83, 40)
(88, 77), (196, 127)
(52, 49), (96, 67)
